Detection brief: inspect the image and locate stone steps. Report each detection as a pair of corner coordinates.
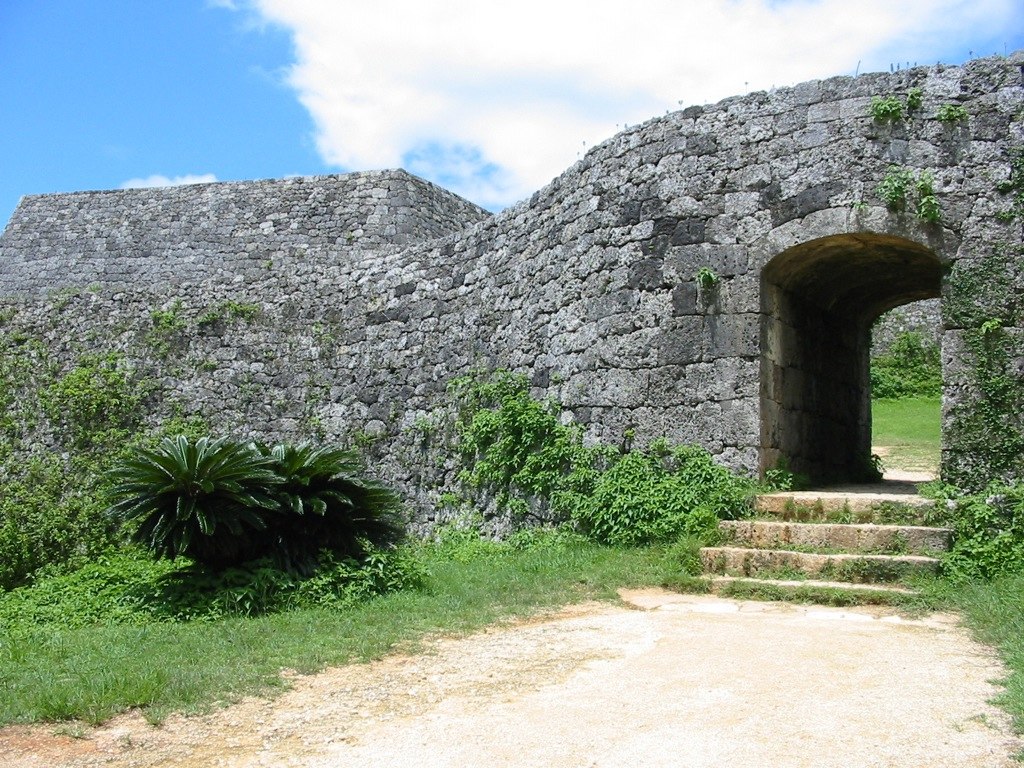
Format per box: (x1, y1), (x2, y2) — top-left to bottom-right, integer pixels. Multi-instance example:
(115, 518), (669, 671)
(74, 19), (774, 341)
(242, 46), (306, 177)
(718, 519), (951, 555)
(698, 484), (949, 603)
(700, 546), (941, 583)
(705, 575), (920, 606)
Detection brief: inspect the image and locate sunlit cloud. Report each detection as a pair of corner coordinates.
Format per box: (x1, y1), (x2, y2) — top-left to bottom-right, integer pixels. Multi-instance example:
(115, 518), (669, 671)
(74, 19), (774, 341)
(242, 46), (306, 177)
(119, 173), (219, 189)
(223, 0), (1023, 209)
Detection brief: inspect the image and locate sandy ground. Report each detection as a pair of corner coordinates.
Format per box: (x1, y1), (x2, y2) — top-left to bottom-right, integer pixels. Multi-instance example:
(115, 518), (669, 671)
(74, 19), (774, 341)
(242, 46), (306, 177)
(1, 589), (1020, 767)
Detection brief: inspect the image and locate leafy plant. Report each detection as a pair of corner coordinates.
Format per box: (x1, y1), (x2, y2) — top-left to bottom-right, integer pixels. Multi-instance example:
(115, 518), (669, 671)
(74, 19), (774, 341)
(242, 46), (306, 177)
(905, 87), (923, 112)
(569, 441), (749, 546)
(877, 165), (914, 210)
(449, 371), (753, 543)
(941, 483), (1024, 581)
(449, 371), (603, 523)
(915, 170), (941, 223)
(257, 442), (406, 572)
(0, 338), (156, 590)
(107, 437), (407, 574)
(995, 147), (1024, 223)
(147, 300), (187, 357)
(870, 331), (941, 399)
(876, 166), (942, 222)
(39, 352), (145, 449)
(197, 300), (261, 328)
(107, 436), (281, 569)
(936, 103), (968, 123)
(869, 95), (905, 123)
(695, 267), (720, 298)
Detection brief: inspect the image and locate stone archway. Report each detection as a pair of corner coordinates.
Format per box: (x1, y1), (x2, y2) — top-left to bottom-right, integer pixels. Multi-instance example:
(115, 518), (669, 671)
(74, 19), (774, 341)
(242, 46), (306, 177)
(759, 233), (943, 484)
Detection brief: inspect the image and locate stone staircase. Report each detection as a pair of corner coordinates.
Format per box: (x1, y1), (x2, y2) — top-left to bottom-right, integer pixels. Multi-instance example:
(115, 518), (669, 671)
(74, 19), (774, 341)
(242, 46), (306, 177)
(699, 481), (951, 605)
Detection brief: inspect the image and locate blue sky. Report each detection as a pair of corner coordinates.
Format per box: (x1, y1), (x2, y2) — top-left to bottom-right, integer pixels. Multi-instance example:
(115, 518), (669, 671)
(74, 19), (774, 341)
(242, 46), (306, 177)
(2, 0), (1023, 229)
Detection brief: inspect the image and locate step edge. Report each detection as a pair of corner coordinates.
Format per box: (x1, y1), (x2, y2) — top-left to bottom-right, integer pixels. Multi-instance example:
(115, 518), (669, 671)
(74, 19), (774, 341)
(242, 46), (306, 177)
(701, 546), (942, 565)
(706, 575), (919, 595)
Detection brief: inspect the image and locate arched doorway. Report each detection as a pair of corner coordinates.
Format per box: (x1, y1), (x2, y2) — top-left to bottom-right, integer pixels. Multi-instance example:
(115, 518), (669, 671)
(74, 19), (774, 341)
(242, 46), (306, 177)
(759, 233), (943, 484)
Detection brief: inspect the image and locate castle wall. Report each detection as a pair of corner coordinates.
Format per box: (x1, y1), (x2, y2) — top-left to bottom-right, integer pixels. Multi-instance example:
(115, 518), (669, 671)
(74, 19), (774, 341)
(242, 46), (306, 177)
(2, 52), (1022, 517)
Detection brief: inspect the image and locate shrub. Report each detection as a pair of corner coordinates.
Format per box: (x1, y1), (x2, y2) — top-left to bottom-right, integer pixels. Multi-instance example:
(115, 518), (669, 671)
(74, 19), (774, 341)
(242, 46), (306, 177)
(257, 443), (406, 572)
(449, 371), (754, 544)
(107, 436), (406, 573)
(870, 331), (941, 399)
(0, 455), (118, 590)
(107, 436), (281, 569)
(569, 442), (747, 546)
(942, 483), (1024, 581)
(0, 545), (426, 628)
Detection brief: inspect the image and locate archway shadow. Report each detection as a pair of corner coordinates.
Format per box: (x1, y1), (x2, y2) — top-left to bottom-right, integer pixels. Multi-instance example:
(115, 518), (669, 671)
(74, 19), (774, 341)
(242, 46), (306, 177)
(760, 232), (943, 485)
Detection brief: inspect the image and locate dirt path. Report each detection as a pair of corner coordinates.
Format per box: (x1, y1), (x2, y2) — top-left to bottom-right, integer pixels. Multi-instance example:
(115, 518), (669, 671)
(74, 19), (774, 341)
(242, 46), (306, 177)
(2, 590), (1020, 767)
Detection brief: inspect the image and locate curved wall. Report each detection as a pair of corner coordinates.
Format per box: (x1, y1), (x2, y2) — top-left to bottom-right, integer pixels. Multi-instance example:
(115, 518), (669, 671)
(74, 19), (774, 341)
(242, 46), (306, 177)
(1, 52), (1022, 513)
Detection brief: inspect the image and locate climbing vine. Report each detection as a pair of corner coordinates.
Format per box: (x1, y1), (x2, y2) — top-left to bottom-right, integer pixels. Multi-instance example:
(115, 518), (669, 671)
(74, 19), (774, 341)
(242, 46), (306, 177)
(943, 244), (1024, 491)
(0, 308), (213, 590)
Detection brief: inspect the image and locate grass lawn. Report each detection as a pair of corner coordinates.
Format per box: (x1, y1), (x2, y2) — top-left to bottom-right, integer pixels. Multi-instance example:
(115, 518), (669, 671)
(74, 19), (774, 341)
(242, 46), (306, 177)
(872, 396), (941, 474)
(0, 540), (685, 726)
(2, 535), (1024, 753)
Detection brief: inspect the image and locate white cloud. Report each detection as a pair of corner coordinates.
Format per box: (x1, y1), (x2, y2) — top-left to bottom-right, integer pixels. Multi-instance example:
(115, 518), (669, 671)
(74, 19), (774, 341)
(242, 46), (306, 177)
(120, 173), (219, 189)
(231, 0), (1022, 209)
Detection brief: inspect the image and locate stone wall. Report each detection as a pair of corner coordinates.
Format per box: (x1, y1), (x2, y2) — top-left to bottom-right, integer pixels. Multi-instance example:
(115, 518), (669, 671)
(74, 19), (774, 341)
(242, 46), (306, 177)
(2, 52), (1023, 516)
(872, 299), (942, 354)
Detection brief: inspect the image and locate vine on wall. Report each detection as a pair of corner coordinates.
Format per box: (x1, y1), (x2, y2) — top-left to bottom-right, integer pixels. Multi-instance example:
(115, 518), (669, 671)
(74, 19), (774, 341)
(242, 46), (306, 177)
(944, 243), (1024, 491)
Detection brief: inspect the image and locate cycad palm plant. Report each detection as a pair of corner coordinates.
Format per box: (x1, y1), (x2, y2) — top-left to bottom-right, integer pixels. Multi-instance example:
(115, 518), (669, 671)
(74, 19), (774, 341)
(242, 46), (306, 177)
(258, 443), (405, 571)
(107, 436), (280, 568)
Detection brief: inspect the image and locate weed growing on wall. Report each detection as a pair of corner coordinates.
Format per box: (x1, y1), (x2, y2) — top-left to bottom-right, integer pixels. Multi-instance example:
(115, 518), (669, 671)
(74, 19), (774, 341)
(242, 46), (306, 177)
(935, 103), (969, 123)
(869, 95), (905, 123)
(905, 87), (923, 112)
(876, 166), (942, 222)
(147, 299), (187, 357)
(915, 171), (941, 223)
(877, 166), (914, 210)
(995, 147), (1024, 223)
(0, 318), (214, 590)
(448, 370), (604, 523)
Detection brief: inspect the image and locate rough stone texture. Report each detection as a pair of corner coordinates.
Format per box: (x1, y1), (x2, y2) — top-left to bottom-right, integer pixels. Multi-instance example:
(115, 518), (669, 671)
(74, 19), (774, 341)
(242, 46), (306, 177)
(2, 53), (1023, 520)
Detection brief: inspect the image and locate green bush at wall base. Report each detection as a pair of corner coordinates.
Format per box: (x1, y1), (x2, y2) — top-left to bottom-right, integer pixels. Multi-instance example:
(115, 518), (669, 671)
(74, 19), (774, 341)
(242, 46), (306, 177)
(107, 436), (407, 573)
(449, 371), (754, 544)
(939, 483), (1024, 582)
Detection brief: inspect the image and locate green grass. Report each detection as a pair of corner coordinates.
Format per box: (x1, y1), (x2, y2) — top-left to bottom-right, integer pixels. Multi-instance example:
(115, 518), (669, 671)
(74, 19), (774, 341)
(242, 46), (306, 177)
(3, 531), (1024, 753)
(872, 396), (941, 473)
(0, 539), (676, 726)
(954, 574), (1024, 737)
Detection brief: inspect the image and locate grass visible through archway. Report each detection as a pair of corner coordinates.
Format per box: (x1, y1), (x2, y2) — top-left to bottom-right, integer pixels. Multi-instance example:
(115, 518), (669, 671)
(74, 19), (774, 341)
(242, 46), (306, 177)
(871, 397), (941, 475)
